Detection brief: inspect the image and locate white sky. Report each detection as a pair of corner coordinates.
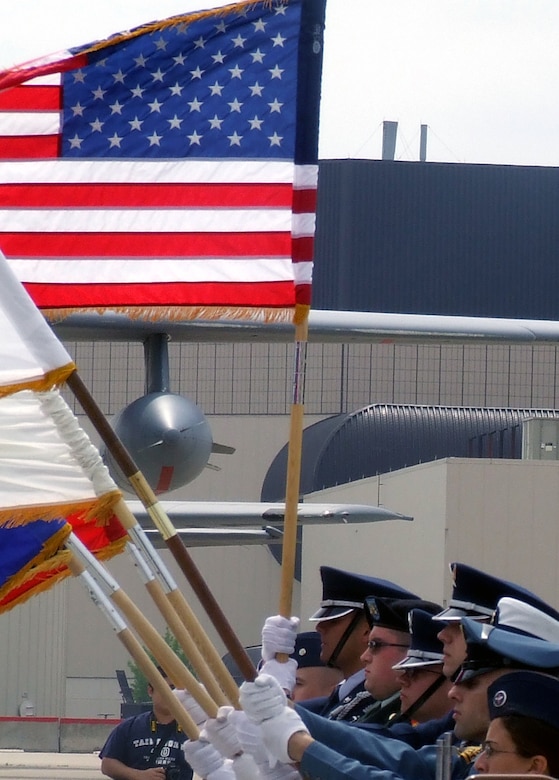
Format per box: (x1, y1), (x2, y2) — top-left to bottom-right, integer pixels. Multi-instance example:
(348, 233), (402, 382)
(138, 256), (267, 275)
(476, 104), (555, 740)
(1, 0), (558, 166)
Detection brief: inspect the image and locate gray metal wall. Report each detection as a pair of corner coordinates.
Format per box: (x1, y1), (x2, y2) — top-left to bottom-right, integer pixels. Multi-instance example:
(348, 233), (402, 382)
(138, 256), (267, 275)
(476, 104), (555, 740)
(313, 159), (559, 318)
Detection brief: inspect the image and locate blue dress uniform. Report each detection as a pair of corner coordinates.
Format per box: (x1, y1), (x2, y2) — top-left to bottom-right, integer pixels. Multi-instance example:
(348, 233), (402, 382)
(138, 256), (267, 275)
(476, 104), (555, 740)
(291, 613), (559, 780)
(303, 566), (419, 721)
(296, 709), (477, 780)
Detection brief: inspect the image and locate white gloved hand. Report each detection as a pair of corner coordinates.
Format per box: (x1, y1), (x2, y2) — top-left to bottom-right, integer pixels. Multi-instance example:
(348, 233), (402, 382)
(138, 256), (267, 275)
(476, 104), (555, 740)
(259, 708), (310, 765)
(259, 658), (297, 695)
(228, 711), (299, 778)
(239, 674), (287, 724)
(227, 709), (266, 756)
(259, 763), (302, 779)
(261, 615), (300, 661)
(207, 763), (237, 780)
(230, 752), (262, 780)
(182, 733), (231, 778)
(204, 705), (243, 759)
(173, 686), (208, 727)
(259, 657), (298, 695)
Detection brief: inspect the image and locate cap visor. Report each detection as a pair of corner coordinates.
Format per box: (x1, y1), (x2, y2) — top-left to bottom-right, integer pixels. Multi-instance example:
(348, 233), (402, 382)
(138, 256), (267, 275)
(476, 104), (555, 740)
(452, 665), (497, 684)
(393, 656), (444, 670)
(309, 606), (354, 622)
(433, 607), (487, 622)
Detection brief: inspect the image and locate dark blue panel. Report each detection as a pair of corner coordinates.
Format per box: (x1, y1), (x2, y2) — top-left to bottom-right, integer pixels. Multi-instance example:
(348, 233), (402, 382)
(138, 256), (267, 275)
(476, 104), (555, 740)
(313, 160), (559, 319)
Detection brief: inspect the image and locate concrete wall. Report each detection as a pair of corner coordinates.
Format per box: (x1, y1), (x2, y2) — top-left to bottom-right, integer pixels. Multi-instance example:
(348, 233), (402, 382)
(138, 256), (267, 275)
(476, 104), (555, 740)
(301, 458), (559, 617)
(0, 716), (117, 753)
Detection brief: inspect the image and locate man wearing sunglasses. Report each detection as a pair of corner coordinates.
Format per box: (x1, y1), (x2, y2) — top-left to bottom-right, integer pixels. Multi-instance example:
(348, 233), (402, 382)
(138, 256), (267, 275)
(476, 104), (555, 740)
(357, 597), (442, 725)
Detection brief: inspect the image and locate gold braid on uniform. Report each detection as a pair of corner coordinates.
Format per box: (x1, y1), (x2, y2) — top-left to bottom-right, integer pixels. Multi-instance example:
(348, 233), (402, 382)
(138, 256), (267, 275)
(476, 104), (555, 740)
(458, 745), (482, 764)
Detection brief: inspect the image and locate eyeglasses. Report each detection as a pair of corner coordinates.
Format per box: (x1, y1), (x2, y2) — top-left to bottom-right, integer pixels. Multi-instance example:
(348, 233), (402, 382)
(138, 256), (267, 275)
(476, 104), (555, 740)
(480, 741), (519, 759)
(367, 639), (410, 653)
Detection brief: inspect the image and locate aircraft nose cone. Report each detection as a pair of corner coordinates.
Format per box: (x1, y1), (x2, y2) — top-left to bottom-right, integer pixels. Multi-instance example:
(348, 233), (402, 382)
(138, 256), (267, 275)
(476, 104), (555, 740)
(162, 428), (181, 445)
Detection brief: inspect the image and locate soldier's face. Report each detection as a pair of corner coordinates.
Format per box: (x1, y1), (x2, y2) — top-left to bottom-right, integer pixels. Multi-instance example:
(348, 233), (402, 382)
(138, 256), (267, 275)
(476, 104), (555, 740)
(396, 664), (447, 719)
(474, 718), (537, 775)
(316, 612), (354, 665)
(448, 669), (504, 742)
(361, 627), (409, 700)
(292, 665), (343, 702)
(437, 622), (467, 677)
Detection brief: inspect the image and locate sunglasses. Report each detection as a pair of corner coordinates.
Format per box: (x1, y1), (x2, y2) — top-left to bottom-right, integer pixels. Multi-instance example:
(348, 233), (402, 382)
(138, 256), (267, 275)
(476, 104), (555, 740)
(367, 639), (409, 653)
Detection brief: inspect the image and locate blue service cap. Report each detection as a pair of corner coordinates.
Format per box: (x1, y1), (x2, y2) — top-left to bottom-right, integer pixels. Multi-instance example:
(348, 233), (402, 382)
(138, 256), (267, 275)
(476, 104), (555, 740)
(290, 631), (324, 669)
(452, 617), (559, 684)
(494, 597), (559, 643)
(365, 597), (441, 632)
(309, 566), (419, 622)
(434, 562), (554, 622)
(488, 671), (559, 731)
(393, 608), (445, 670)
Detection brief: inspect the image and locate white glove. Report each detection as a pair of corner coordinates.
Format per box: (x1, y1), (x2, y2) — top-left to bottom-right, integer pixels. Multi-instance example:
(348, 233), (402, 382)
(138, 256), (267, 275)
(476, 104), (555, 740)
(230, 752), (262, 780)
(207, 763), (237, 780)
(228, 711), (299, 778)
(261, 615), (300, 661)
(173, 686), (208, 727)
(183, 733), (232, 778)
(259, 658), (297, 695)
(227, 709), (266, 757)
(259, 708), (310, 765)
(204, 705), (243, 759)
(259, 763), (302, 779)
(239, 674), (287, 724)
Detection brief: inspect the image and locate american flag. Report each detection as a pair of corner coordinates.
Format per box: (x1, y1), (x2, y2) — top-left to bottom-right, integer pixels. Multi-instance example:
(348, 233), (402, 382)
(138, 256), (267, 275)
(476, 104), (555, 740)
(0, 0), (325, 322)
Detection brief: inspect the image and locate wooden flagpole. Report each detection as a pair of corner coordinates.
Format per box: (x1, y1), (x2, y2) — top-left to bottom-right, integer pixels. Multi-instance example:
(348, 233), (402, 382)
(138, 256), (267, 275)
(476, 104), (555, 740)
(278, 314), (309, 620)
(66, 370), (258, 682)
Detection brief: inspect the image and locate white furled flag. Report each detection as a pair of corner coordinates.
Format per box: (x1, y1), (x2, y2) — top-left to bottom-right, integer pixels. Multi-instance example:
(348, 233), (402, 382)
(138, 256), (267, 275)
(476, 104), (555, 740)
(0, 0), (326, 324)
(0, 250), (75, 395)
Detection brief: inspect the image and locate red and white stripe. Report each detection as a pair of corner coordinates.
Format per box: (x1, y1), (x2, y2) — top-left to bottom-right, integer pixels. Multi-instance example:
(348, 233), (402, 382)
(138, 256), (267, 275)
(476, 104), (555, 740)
(0, 73), (317, 315)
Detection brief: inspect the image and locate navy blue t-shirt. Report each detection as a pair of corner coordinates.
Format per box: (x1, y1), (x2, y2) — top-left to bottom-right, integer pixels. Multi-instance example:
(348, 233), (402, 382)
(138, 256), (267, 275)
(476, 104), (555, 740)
(100, 710), (193, 779)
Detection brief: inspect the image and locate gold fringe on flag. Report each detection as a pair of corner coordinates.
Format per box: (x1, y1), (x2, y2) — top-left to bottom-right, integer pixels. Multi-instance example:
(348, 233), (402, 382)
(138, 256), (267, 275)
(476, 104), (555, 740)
(0, 523), (71, 606)
(82, 0), (282, 56)
(43, 305), (296, 325)
(0, 490), (122, 529)
(0, 362), (76, 400)
(0, 551), (72, 613)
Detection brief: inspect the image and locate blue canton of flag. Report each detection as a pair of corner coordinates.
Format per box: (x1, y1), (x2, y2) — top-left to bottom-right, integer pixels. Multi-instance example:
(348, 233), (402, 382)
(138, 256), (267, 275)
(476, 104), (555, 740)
(64, 3), (300, 159)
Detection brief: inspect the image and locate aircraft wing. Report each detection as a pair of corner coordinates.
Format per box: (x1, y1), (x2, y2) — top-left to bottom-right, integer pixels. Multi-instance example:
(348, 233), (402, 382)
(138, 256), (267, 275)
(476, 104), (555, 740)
(125, 500), (412, 547)
(52, 310), (559, 345)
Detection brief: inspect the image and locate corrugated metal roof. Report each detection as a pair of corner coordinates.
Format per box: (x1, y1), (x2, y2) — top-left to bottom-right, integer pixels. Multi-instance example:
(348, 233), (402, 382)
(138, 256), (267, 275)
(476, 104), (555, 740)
(261, 404), (559, 500)
(313, 159), (559, 318)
